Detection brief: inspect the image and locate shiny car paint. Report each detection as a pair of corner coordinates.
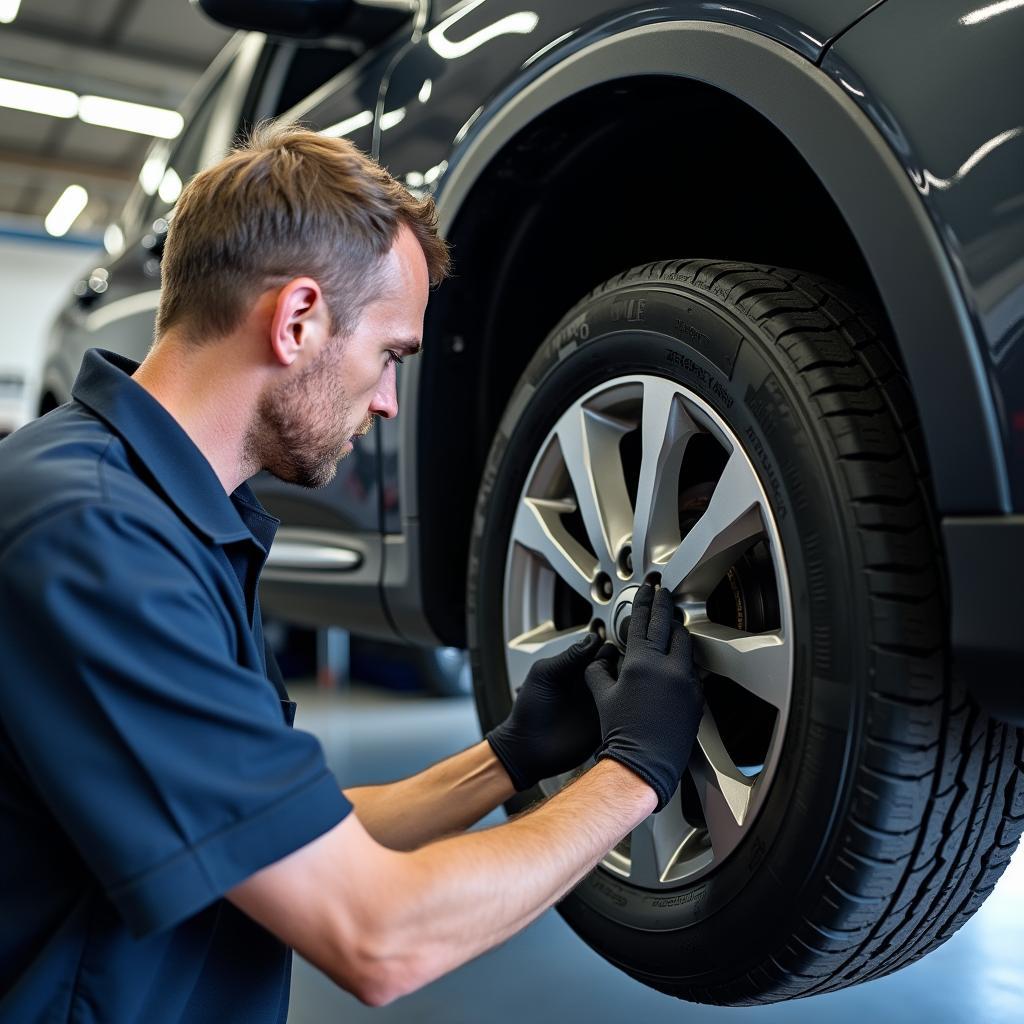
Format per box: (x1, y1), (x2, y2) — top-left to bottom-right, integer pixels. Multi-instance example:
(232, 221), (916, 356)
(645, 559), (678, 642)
(41, 0), (1024, 714)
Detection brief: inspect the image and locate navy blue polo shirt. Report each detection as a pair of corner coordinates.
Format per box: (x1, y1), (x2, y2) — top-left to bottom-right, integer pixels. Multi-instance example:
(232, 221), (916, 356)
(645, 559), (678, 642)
(0, 349), (351, 1023)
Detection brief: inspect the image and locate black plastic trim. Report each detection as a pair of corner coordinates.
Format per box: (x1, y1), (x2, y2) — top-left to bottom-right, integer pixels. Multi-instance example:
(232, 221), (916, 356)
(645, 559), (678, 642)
(943, 515), (1024, 725)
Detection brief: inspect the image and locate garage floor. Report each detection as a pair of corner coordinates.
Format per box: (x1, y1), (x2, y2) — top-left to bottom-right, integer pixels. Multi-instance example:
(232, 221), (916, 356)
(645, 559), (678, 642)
(285, 683), (1024, 1024)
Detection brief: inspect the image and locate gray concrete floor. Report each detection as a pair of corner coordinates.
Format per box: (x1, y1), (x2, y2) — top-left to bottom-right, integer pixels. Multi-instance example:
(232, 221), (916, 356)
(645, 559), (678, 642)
(286, 683), (1024, 1024)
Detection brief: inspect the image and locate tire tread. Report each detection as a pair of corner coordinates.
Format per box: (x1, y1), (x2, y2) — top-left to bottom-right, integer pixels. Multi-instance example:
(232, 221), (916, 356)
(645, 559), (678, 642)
(570, 260), (1023, 1004)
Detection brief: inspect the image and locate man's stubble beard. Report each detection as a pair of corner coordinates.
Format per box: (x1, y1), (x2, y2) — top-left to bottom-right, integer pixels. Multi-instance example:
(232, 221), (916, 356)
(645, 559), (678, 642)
(247, 336), (364, 490)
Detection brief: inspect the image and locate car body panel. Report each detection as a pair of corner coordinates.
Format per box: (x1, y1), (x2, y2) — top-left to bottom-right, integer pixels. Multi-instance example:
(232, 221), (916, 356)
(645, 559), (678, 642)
(822, 0), (1024, 513)
(375, 0), (891, 531)
(39, 0), (1024, 711)
(377, 15), (1014, 648)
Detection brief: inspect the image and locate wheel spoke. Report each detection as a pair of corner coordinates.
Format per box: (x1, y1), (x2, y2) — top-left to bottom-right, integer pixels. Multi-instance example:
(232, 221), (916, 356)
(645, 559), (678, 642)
(511, 497), (596, 601)
(659, 448), (764, 597)
(689, 709), (754, 861)
(506, 621), (590, 692)
(632, 380), (701, 569)
(688, 622), (789, 710)
(556, 405), (633, 570)
(627, 815), (661, 887)
(627, 788), (684, 886)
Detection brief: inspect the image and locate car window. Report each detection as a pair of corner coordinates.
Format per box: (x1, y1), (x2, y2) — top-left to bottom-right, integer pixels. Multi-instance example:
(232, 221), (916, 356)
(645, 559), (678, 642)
(275, 43), (363, 116)
(243, 39), (365, 126)
(142, 69), (232, 224)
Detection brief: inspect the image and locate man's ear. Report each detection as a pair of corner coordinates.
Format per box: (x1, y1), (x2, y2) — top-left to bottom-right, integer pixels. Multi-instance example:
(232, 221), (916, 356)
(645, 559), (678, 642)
(269, 277), (327, 367)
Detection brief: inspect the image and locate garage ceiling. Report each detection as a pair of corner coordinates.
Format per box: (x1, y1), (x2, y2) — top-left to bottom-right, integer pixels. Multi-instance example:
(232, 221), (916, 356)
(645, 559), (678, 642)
(0, 0), (232, 238)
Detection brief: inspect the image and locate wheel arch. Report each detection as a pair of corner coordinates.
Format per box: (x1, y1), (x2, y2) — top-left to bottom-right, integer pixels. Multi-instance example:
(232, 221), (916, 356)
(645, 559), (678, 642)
(392, 20), (1005, 647)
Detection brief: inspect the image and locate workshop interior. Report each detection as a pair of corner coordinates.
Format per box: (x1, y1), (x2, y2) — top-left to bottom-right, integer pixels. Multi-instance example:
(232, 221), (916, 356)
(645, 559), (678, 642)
(0, 1), (1022, 1021)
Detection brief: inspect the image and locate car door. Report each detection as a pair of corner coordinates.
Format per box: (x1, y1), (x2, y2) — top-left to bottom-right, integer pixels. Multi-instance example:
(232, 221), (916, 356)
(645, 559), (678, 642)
(243, 3), (430, 635)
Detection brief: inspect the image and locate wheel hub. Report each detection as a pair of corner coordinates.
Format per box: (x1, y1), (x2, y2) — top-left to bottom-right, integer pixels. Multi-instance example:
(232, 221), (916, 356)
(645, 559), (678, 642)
(611, 585), (640, 649)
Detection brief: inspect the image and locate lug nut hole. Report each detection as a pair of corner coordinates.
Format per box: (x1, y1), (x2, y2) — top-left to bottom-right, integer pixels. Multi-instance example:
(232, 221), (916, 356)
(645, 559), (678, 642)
(617, 544), (634, 578)
(592, 571), (614, 603)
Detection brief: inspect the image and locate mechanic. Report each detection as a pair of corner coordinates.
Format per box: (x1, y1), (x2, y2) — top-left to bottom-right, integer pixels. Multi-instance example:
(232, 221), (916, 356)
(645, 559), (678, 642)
(0, 124), (703, 1021)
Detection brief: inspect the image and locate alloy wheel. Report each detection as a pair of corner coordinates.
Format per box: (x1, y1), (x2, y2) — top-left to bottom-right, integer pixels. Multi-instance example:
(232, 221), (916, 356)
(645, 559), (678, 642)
(502, 374), (794, 887)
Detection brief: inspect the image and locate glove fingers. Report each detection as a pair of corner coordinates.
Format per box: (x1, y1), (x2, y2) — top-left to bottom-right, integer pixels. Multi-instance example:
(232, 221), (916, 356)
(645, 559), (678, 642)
(565, 629), (603, 664)
(533, 629), (601, 678)
(647, 587), (675, 652)
(669, 619), (694, 667)
(595, 642), (620, 678)
(627, 583), (654, 644)
(586, 643), (620, 695)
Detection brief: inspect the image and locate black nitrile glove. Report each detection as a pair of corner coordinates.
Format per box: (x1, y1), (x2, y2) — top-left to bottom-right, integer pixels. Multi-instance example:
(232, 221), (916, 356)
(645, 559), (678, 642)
(487, 631), (603, 791)
(585, 584), (703, 811)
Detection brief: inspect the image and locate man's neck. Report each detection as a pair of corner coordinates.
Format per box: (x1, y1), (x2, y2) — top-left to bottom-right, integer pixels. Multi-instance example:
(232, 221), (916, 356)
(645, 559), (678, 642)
(132, 333), (261, 494)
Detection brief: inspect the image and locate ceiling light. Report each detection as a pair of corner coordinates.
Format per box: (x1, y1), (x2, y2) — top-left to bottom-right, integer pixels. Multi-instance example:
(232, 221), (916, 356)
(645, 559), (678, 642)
(45, 185), (89, 238)
(0, 0), (21, 24)
(79, 95), (183, 139)
(0, 76), (77, 118)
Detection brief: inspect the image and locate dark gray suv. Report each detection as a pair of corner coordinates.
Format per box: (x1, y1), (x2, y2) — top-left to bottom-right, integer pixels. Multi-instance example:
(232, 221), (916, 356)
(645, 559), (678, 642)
(40, 0), (1024, 1006)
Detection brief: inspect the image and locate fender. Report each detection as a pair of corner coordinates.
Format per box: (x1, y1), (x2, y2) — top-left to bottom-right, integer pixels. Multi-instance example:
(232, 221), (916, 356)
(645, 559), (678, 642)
(395, 19), (1009, 539)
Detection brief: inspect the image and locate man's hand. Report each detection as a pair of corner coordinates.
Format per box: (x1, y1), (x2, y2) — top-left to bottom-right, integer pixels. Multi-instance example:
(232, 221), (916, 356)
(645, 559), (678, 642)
(586, 584), (703, 811)
(486, 630), (603, 791)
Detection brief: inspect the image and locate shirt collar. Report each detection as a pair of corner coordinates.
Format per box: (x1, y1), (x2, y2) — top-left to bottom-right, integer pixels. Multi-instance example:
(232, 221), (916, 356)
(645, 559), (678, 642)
(71, 349), (279, 548)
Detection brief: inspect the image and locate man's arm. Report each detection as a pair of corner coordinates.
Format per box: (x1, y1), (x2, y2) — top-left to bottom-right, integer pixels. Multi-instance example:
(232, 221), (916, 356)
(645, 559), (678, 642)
(229, 758), (655, 1006)
(340, 630), (605, 851)
(230, 584), (701, 1006)
(342, 740), (514, 851)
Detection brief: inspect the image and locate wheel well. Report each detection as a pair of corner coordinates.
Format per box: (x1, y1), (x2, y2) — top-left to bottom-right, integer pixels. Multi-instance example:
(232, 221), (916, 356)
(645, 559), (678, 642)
(418, 74), (896, 646)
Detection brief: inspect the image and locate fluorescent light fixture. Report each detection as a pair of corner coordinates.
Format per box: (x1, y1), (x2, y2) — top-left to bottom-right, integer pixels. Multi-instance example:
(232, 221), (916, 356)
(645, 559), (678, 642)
(418, 78), (432, 103)
(79, 95), (183, 139)
(45, 184), (88, 237)
(158, 167), (183, 204)
(0, 76), (77, 118)
(0, 0), (21, 24)
(0, 75), (183, 139)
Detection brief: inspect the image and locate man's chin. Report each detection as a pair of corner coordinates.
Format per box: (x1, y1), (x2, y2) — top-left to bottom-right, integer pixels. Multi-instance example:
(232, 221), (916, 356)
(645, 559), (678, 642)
(266, 458), (339, 490)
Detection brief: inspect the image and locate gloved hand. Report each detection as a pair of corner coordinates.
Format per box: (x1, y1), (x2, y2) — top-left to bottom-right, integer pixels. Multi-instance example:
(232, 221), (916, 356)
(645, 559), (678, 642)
(487, 631), (603, 791)
(585, 584), (703, 811)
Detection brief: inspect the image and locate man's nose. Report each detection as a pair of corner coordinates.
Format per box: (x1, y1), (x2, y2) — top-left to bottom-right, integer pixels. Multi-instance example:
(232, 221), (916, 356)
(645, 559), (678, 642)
(370, 376), (399, 419)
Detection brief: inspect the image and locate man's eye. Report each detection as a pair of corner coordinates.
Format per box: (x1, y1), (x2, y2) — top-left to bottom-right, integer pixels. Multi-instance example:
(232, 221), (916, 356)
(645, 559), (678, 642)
(387, 350), (404, 367)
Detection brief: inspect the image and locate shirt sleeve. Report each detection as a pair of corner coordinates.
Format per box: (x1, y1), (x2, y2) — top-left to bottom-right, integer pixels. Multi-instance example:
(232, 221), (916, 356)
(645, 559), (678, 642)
(0, 503), (351, 938)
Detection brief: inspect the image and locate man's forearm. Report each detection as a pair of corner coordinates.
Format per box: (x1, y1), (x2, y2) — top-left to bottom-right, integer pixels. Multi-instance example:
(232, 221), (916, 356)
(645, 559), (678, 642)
(343, 740), (515, 850)
(360, 758), (656, 1000)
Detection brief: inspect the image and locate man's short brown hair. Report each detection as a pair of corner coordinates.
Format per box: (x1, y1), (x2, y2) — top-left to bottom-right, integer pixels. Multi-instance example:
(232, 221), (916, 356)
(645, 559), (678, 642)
(155, 121), (450, 342)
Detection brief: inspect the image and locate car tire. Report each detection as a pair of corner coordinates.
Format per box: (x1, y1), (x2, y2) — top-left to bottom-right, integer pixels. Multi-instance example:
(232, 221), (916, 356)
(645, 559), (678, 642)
(466, 259), (1024, 1004)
